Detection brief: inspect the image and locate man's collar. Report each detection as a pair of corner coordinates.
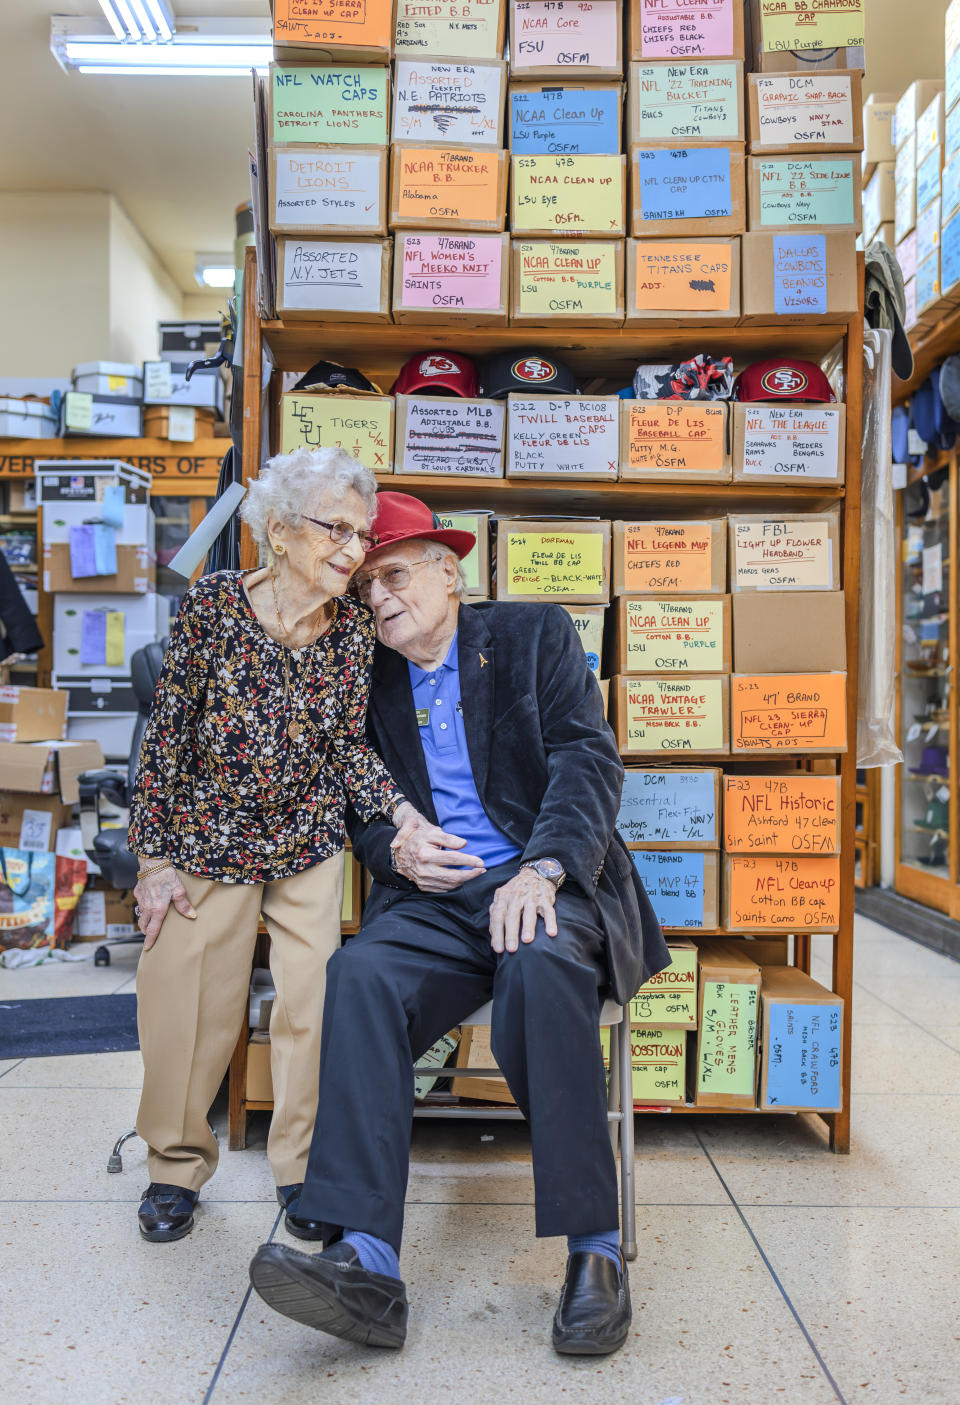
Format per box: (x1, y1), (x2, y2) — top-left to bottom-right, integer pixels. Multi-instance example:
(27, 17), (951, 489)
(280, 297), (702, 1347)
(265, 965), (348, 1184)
(407, 630), (459, 681)
(373, 601), (488, 679)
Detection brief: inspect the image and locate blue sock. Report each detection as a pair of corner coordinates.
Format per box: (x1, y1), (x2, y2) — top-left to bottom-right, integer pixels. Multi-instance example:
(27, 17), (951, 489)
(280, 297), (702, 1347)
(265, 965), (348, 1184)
(343, 1229), (400, 1279)
(567, 1230), (621, 1268)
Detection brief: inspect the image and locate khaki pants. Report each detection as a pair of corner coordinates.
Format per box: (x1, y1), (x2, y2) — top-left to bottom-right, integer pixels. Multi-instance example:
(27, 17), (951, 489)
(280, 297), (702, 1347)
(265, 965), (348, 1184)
(136, 852), (344, 1192)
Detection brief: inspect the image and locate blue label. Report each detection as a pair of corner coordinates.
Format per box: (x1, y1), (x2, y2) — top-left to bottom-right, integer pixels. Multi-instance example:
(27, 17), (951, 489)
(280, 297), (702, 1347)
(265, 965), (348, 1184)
(585, 650), (600, 672)
(773, 233), (827, 314)
(942, 211), (960, 291)
(630, 850), (707, 929)
(917, 148), (942, 213)
(947, 100), (960, 163)
(634, 147), (732, 222)
(763, 1000), (842, 1109)
(917, 249), (940, 308)
(510, 86), (620, 155)
(943, 154), (960, 221)
(617, 769), (717, 845)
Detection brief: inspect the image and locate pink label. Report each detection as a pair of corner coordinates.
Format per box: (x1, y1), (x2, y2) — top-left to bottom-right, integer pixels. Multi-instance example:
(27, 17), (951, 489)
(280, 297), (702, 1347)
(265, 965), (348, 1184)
(639, 0), (734, 59)
(513, 0), (619, 69)
(399, 234), (503, 310)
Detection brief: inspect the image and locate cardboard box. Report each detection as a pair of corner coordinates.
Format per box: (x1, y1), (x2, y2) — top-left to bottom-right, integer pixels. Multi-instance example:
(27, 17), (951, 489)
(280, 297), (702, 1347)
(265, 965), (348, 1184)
(60, 393), (141, 438)
(275, 236), (392, 321)
(0, 737), (103, 801)
(0, 792), (71, 851)
(732, 402), (846, 486)
(270, 145), (388, 237)
(271, 0), (394, 63)
(629, 60), (744, 146)
(393, 232), (509, 324)
(896, 228), (918, 283)
(747, 155), (862, 233)
(452, 1022), (515, 1103)
(72, 361), (143, 397)
(510, 82), (623, 156)
(895, 81), (944, 151)
(943, 153), (960, 223)
(511, 240), (625, 327)
(245, 1036), (273, 1103)
(620, 1026), (689, 1106)
(506, 395), (620, 480)
(0, 687), (68, 744)
(73, 877), (138, 942)
(394, 394), (505, 476)
(619, 400), (730, 482)
(947, 101), (960, 162)
(863, 163), (895, 241)
(694, 940), (761, 1107)
(141, 406), (217, 442)
(269, 63), (390, 146)
(435, 512), (490, 596)
(631, 938), (699, 1026)
(612, 519), (727, 597)
(393, 0), (506, 59)
(494, 519), (610, 603)
(392, 59), (506, 146)
(53, 592), (166, 680)
(390, 145), (508, 232)
(140, 362), (225, 415)
(41, 501), (155, 550)
(625, 237), (740, 324)
(510, 0), (622, 80)
(746, 0), (863, 72)
(904, 274), (919, 328)
(732, 591), (846, 673)
(874, 221), (894, 247)
(722, 774), (841, 855)
(724, 853), (841, 932)
(35, 460), (150, 506)
(943, 209), (960, 298)
(279, 391), (394, 470)
(628, 0), (745, 63)
(747, 70), (862, 155)
(759, 965), (843, 1112)
(918, 93), (945, 158)
(611, 674), (730, 756)
(916, 197), (941, 262)
(917, 147), (943, 215)
(512, 154), (626, 238)
(617, 766), (721, 848)
(950, 48), (960, 121)
(42, 544), (156, 596)
(917, 248), (941, 314)
(631, 849), (719, 931)
(728, 510), (841, 592)
(630, 144), (746, 237)
(730, 672), (848, 755)
(862, 94), (897, 173)
(611, 594), (731, 675)
(563, 604), (605, 676)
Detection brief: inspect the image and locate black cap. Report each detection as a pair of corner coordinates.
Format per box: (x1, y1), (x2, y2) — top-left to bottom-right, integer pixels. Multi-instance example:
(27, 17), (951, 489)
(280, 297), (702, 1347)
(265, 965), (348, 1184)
(479, 351), (579, 399)
(293, 360), (381, 395)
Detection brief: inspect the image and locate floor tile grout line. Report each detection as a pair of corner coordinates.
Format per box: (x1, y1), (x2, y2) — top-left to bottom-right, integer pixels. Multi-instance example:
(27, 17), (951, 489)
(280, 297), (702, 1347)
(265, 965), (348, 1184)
(0, 1058), (25, 1081)
(695, 1132), (849, 1405)
(203, 1205), (283, 1405)
(845, 977), (960, 1054)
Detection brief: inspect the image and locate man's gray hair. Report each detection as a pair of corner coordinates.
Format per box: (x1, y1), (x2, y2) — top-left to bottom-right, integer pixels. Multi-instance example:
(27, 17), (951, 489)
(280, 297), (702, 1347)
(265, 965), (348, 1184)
(422, 542), (468, 596)
(240, 446), (378, 554)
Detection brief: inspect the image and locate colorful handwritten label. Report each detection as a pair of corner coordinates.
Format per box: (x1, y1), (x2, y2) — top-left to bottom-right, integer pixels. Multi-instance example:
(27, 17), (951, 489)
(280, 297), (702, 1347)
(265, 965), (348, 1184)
(278, 239), (385, 313)
(397, 233), (504, 311)
(943, 210), (960, 292)
(635, 146), (733, 222)
(917, 249), (940, 310)
(632, 61), (741, 141)
(623, 401), (727, 476)
(773, 233), (827, 314)
(631, 850), (711, 928)
(755, 158), (857, 227)
(626, 1028), (688, 1104)
(723, 775), (840, 854)
(437, 514), (484, 589)
(508, 397), (620, 476)
(632, 240), (734, 311)
(392, 61), (503, 145)
(513, 154), (624, 234)
(622, 597), (726, 672)
(917, 148), (943, 213)
(758, 0), (864, 54)
(635, 0), (735, 59)
(731, 517), (834, 590)
(698, 978), (758, 1098)
(511, 84), (621, 154)
(739, 405), (843, 481)
(731, 673), (847, 753)
(273, 0), (393, 51)
(564, 606), (604, 673)
(394, 0), (504, 57)
(620, 676), (726, 753)
(280, 394), (392, 469)
(271, 65), (388, 144)
(946, 102), (960, 164)
(943, 155), (960, 221)
(397, 397), (504, 475)
(618, 521), (721, 593)
(631, 945), (699, 1027)
(272, 148), (384, 231)
(726, 854), (841, 929)
(511, 0), (620, 71)
(617, 768), (718, 845)
(762, 999), (842, 1109)
(393, 147), (504, 226)
(751, 72), (855, 149)
(504, 529), (606, 596)
(515, 241), (619, 318)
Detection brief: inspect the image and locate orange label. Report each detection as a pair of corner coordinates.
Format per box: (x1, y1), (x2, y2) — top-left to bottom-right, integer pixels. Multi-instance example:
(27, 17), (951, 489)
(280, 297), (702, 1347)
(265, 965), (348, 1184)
(395, 147), (503, 224)
(726, 855), (841, 929)
(625, 402), (727, 476)
(273, 0), (393, 47)
(634, 241), (733, 311)
(731, 674), (847, 753)
(620, 521), (718, 593)
(723, 775), (840, 853)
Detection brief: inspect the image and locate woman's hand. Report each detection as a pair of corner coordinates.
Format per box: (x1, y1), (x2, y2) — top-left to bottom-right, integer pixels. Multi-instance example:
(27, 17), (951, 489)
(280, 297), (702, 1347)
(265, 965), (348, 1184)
(134, 867), (197, 950)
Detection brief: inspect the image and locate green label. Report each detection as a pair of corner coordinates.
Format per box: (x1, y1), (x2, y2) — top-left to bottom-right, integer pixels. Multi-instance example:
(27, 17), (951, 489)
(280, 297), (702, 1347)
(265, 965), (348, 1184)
(272, 66), (389, 145)
(416, 708), (430, 727)
(697, 979), (758, 1097)
(758, 158), (856, 227)
(632, 62), (741, 142)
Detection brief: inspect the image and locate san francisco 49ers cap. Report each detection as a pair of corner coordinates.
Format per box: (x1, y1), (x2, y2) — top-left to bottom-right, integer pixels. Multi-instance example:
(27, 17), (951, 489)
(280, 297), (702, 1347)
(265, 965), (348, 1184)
(479, 351), (580, 399)
(391, 351), (477, 398)
(733, 358), (836, 403)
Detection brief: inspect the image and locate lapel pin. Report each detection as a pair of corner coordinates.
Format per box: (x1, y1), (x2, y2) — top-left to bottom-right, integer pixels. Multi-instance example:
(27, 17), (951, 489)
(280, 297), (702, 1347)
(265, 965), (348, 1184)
(479, 652), (488, 668)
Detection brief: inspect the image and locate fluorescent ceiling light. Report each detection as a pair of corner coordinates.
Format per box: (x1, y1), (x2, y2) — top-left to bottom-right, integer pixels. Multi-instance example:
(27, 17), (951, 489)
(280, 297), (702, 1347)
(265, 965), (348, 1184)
(51, 16), (271, 74)
(96, 0), (175, 41)
(195, 255), (235, 288)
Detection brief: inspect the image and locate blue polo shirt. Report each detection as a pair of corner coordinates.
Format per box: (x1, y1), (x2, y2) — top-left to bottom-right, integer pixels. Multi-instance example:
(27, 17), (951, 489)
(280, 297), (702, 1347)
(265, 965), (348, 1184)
(407, 633), (521, 869)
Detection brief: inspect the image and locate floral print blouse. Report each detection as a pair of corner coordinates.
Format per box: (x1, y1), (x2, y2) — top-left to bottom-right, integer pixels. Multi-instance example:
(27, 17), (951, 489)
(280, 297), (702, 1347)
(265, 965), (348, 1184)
(127, 571), (404, 883)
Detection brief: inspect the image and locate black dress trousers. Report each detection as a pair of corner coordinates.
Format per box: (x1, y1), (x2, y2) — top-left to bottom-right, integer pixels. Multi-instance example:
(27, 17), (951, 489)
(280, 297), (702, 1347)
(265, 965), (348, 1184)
(295, 861), (621, 1254)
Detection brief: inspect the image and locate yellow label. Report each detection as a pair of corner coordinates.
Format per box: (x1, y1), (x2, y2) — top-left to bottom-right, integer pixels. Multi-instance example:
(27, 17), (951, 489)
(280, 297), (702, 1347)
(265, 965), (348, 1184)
(505, 530), (604, 596)
(630, 945), (698, 1028)
(105, 612), (125, 667)
(512, 155), (623, 235)
(280, 394), (392, 471)
(107, 374), (128, 392)
(516, 241), (619, 317)
(624, 598), (726, 672)
(759, 0), (864, 53)
(622, 677), (725, 752)
(437, 514), (481, 590)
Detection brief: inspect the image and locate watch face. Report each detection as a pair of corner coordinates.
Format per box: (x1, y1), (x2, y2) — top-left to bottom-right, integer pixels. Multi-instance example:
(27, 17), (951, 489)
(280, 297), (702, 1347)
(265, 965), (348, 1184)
(538, 859), (564, 880)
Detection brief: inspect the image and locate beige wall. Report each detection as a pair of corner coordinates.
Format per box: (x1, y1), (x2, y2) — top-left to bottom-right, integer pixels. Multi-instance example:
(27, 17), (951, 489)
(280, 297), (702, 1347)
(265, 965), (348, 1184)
(108, 199), (182, 366)
(865, 0), (950, 93)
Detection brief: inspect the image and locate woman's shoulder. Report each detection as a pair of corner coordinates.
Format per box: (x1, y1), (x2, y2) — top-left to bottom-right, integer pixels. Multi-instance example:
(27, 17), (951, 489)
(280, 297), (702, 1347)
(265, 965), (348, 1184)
(177, 570), (245, 623)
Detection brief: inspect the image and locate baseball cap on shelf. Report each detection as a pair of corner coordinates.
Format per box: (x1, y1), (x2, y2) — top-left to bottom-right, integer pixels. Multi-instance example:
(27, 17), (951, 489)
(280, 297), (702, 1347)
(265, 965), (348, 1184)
(733, 358), (835, 403)
(479, 351), (579, 399)
(391, 351), (478, 398)
(292, 360), (383, 395)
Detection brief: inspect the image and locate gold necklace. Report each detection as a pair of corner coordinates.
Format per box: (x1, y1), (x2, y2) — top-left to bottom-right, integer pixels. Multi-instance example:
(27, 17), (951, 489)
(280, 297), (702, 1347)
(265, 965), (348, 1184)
(271, 572), (330, 742)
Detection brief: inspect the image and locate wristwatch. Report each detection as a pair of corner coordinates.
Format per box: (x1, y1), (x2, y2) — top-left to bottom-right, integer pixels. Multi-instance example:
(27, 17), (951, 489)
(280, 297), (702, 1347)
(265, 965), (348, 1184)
(520, 857), (566, 889)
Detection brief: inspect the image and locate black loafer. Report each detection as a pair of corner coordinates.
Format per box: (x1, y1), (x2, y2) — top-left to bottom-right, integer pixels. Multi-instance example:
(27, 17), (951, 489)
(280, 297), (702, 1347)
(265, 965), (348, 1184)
(552, 1250), (631, 1355)
(138, 1183), (199, 1243)
(275, 1183), (324, 1241)
(249, 1239), (408, 1348)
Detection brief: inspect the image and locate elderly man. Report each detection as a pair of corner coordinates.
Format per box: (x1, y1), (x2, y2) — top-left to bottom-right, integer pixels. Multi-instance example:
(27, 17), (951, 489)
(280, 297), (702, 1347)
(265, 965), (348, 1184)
(250, 492), (667, 1355)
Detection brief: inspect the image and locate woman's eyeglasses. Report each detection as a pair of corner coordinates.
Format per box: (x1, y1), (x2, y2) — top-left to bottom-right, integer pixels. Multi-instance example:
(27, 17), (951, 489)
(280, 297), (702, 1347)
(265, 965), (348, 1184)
(352, 557), (437, 603)
(302, 516), (379, 551)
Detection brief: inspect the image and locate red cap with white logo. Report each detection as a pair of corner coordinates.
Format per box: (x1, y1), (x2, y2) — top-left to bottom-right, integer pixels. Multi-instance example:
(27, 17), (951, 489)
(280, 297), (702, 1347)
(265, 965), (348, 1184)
(391, 351), (477, 398)
(733, 358), (836, 403)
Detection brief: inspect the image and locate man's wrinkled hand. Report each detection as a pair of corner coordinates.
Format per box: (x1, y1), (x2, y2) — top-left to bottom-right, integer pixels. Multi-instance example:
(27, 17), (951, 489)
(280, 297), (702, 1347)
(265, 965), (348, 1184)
(489, 868), (558, 954)
(390, 815), (485, 894)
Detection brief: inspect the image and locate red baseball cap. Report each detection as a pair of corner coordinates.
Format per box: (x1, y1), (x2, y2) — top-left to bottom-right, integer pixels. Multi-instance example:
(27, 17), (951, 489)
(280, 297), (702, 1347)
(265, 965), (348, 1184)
(733, 358), (836, 403)
(391, 351), (477, 398)
(369, 492), (476, 559)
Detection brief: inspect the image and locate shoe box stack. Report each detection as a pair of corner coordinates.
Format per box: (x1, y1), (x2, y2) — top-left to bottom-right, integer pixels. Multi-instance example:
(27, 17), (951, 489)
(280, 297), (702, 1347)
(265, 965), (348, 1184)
(36, 459), (167, 759)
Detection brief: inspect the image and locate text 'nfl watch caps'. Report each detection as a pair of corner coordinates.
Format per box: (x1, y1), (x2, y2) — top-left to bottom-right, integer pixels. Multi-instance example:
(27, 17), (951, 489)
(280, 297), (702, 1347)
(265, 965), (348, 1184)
(733, 358), (836, 403)
(292, 361), (383, 395)
(367, 491), (476, 559)
(479, 351), (580, 399)
(391, 351), (478, 398)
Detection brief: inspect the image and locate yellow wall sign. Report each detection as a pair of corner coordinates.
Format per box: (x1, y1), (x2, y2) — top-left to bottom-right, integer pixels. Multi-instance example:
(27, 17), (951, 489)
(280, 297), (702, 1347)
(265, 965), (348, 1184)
(280, 393), (393, 470)
(505, 529), (604, 595)
(759, 0), (864, 54)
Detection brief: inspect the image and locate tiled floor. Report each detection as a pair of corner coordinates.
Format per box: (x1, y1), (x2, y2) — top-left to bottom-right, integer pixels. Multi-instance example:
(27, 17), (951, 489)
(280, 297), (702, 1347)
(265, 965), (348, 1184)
(2, 916), (959, 1405)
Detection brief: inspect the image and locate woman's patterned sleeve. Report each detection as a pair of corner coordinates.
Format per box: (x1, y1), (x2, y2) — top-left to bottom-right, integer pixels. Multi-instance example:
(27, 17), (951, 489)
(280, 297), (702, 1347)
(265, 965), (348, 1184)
(329, 611), (405, 825)
(126, 590), (208, 858)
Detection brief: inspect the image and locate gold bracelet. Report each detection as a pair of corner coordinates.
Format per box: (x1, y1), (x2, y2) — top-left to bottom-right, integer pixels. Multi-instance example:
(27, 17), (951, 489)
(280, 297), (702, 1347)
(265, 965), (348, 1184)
(137, 860), (172, 880)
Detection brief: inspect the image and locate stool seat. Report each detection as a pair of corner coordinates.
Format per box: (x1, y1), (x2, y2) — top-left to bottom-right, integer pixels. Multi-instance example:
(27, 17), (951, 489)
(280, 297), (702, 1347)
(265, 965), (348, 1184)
(460, 999), (623, 1027)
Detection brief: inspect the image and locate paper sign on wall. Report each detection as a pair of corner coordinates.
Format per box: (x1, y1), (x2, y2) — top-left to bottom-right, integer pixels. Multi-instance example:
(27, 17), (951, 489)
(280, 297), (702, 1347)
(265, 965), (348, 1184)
(763, 1000), (842, 1109)
(632, 241), (734, 310)
(622, 598), (727, 672)
(508, 397), (619, 476)
(632, 62), (741, 141)
(631, 850), (709, 928)
(623, 401), (727, 475)
(621, 677), (726, 752)
(698, 980), (758, 1097)
(619, 522), (719, 593)
(272, 0), (393, 50)
(617, 768), (718, 845)
(515, 241), (619, 318)
(504, 530), (605, 595)
(398, 233), (504, 310)
(723, 775), (840, 853)
(394, 147), (503, 224)
(398, 398), (505, 475)
(280, 240), (386, 313)
(394, 0), (503, 56)
(513, 154), (624, 234)
(280, 395), (392, 470)
(732, 518), (834, 590)
(740, 406), (842, 480)
(773, 234), (827, 314)
(512, 0), (620, 71)
(727, 854), (841, 929)
(635, 147), (733, 221)
(511, 85), (621, 155)
(273, 149), (384, 231)
(393, 61), (503, 145)
(756, 158), (856, 227)
(731, 673), (847, 753)
(758, 0), (864, 54)
(752, 73), (855, 148)
(636, 0), (735, 59)
(272, 66), (388, 144)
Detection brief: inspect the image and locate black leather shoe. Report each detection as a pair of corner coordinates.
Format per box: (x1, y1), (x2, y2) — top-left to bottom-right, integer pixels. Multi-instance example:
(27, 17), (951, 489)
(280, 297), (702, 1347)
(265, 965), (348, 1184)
(249, 1239), (408, 1348)
(138, 1183), (199, 1243)
(552, 1250), (631, 1355)
(275, 1183), (325, 1241)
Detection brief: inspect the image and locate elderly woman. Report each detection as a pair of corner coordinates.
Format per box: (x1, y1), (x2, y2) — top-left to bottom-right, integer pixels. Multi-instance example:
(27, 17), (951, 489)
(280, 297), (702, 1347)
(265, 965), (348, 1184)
(128, 448), (430, 1245)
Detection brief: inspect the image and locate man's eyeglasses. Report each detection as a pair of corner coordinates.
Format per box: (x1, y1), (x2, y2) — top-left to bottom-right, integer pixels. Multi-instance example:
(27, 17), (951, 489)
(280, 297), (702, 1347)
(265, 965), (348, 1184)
(352, 557), (437, 603)
(302, 516), (379, 551)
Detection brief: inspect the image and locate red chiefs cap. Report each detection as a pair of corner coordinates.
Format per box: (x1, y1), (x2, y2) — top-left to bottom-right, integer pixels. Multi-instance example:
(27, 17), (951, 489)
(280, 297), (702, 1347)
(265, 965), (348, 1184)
(734, 358), (836, 403)
(367, 491), (476, 560)
(391, 351), (477, 398)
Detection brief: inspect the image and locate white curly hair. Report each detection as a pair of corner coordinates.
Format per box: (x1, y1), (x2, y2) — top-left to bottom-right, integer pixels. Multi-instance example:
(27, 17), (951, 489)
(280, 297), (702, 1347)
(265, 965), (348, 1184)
(240, 446), (378, 556)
